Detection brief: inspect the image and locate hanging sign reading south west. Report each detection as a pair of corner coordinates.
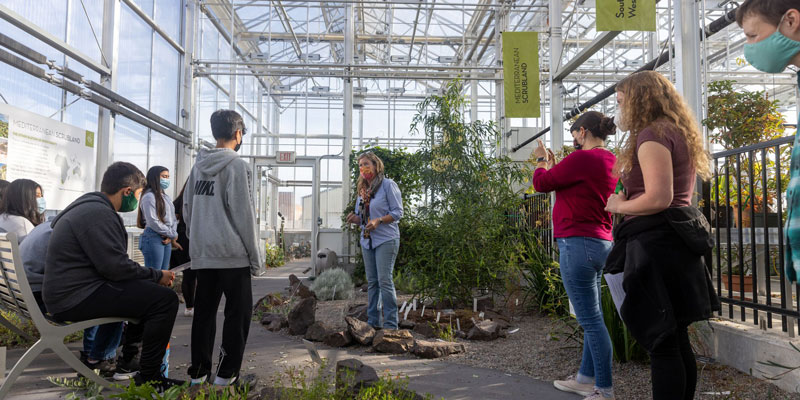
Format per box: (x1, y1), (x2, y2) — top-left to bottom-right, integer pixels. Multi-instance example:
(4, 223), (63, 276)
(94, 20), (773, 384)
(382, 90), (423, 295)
(597, 0), (656, 31)
(502, 32), (540, 118)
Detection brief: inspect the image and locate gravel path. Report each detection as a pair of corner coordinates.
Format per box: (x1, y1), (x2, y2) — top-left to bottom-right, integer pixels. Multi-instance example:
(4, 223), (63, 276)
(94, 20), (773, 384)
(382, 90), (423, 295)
(269, 285), (799, 399)
(446, 313), (800, 400)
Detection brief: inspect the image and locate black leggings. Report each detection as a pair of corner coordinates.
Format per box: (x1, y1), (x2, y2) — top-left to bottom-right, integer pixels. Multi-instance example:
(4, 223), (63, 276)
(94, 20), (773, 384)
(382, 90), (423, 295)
(649, 323), (696, 400)
(182, 268), (197, 308)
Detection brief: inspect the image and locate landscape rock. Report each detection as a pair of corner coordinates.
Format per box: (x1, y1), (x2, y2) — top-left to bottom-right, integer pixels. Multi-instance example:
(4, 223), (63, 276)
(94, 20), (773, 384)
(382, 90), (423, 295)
(413, 322), (437, 338)
(399, 319), (416, 330)
(411, 340), (466, 358)
(288, 297), (316, 335)
(335, 359), (379, 395)
(454, 330), (467, 339)
(467, 320), (500, 341)
(260, 313), (288, 332)
(372, 329), (414, 353)
(345, 316), (375, 345)
(324, 330), (353, 347)
(347, 304), (369, 322)
(474, 297), (494, 312)
(296, 283), (316, 299)
(304, 321), (330, 342)
(289, 274), (301, 287)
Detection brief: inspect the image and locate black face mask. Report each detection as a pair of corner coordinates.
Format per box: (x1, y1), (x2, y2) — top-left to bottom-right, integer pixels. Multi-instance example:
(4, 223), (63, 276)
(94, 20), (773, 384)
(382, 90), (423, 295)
(233, 131), (242, 152)
(573, 138), (582, 150)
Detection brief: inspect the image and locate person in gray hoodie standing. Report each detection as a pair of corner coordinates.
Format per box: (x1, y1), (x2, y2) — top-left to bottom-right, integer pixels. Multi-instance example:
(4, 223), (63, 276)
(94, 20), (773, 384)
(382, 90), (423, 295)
(183, 109), (263, 386)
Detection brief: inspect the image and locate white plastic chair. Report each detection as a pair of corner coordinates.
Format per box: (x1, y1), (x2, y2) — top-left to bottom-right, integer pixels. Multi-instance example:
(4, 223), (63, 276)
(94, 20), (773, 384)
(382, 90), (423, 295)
(0, 232), (138, 398)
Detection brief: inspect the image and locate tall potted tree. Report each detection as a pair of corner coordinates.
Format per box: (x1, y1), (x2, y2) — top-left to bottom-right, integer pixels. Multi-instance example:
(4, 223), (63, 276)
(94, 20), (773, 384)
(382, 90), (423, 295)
(703, 80), (786, 228)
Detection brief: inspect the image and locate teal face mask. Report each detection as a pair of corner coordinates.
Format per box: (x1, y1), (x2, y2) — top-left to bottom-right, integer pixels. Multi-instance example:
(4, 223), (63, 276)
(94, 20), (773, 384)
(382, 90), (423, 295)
(120, 190), (139, 213)
(743, 14), (800, 74)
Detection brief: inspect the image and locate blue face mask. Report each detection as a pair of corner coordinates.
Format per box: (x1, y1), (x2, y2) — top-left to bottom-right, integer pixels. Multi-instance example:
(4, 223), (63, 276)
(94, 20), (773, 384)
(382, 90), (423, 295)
(160, 178), (170, 190)
(743, 13), (800, 74)
(36, 197), (46, 214)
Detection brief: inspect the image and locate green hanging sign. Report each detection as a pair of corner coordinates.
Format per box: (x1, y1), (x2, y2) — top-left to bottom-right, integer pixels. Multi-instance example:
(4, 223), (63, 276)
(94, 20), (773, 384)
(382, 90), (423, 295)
(597, 0), (656, 31)
(502, 32), (540, 118)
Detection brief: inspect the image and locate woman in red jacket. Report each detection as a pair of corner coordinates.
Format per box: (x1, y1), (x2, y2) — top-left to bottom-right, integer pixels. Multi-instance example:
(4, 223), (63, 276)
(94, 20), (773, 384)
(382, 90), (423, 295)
(532, 111), (618, 400)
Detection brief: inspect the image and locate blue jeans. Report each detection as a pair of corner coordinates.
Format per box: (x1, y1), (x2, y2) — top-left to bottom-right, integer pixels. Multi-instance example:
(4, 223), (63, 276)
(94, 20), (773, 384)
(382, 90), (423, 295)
(362, 238), (400, 329)
(557, 237), (614, 390)
(83, 322), (124, 361)
(139, 228), (172, 270)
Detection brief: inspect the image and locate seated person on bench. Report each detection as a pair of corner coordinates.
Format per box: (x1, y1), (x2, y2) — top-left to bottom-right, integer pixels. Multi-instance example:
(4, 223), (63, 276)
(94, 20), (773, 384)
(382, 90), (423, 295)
(42, 162), (182, 390)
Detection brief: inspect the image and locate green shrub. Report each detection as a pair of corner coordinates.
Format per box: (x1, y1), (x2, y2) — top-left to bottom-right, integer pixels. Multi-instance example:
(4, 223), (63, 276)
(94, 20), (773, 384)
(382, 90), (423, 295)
(310, 268), (354, 301)
(265, 243), (285, 269)
(599, 281), (648, 363)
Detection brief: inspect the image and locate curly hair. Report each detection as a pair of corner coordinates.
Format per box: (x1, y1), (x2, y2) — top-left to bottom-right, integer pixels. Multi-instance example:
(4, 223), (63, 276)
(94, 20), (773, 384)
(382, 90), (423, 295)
(614, 71), (711, 180)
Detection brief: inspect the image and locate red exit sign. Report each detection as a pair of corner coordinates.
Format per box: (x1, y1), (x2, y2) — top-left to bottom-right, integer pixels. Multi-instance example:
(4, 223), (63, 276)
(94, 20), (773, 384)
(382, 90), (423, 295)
(276, 151), (296, 164)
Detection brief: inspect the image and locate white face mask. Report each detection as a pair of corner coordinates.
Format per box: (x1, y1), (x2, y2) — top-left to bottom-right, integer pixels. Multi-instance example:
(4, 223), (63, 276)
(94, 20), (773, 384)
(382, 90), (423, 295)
(614, 108), (629, 132)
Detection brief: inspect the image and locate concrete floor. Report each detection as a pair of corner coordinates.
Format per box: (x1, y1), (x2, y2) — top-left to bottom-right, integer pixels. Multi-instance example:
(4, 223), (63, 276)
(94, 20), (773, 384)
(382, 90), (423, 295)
(4, 260), (579, 399)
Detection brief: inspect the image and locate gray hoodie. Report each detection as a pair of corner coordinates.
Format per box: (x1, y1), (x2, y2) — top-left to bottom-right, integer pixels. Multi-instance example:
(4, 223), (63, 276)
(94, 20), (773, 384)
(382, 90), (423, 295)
(183, 148), (263, 275)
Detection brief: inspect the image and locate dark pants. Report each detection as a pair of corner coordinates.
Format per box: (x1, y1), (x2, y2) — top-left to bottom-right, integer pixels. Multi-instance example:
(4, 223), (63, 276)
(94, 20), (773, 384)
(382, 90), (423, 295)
(189, 268), (252, 380)
(649, 323), (696, 400)
(52, 280), (178, 378)
(182, 268), (197, 309)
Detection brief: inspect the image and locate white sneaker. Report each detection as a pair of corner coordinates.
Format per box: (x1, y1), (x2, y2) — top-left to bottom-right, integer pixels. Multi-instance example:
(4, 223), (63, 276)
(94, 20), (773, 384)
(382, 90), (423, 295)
(190, 375), (207, 386)
(213, 375), (238, 386)
(583, 390), (615, 400)
(184, 308), (194, 317)
(553, 376), (595, 397)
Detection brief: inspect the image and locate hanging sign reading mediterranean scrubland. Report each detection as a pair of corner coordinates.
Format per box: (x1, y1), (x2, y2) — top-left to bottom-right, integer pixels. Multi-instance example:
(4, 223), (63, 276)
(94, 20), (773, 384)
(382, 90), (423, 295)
(502, 32), (540, 118)
(597, 0), (656, 31)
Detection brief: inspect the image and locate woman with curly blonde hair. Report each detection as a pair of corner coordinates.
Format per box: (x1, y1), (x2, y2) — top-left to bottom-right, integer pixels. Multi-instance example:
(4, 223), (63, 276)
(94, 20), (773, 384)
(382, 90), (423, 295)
(604, 71), (719, 400)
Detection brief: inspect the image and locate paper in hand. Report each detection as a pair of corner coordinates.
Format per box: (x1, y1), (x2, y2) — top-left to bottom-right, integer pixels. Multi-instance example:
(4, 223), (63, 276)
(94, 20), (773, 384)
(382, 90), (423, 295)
(170, 261), (191, 273)
(603, 272), (626, 316)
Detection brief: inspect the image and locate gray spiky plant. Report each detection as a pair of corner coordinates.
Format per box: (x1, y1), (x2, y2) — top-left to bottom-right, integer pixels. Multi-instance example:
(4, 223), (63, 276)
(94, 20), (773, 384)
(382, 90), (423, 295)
(311, 268), (355, 301)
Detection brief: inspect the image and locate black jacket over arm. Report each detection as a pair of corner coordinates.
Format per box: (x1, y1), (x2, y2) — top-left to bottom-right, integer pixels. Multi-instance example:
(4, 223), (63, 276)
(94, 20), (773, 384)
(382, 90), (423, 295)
(605, 206), (720, 352)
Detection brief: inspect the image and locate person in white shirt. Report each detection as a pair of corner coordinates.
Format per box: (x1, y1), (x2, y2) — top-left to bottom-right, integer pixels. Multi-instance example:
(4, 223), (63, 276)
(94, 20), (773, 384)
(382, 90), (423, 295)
(0, 178), (45, 242)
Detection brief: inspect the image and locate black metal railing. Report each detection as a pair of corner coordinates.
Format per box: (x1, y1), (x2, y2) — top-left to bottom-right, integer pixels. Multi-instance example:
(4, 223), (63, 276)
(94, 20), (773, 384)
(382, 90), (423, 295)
(703, 135), (799, 334)
(514, 192), (555, 260)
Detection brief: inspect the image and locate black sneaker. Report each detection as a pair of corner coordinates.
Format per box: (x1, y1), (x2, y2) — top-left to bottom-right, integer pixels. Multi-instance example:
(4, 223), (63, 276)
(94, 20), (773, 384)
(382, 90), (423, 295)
(133, 373), (185, 392)
(113, 358), (140, 381)
(80, 358), (116, 378)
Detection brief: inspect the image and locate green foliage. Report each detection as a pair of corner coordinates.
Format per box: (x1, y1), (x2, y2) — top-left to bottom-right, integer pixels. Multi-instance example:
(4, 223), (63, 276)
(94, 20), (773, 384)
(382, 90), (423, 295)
(277, 361), (437, 400)
(519, 235), (569, 317)
(50, 377), (251, 400)
(265, 243), (285, 269)
(0, 309), (82, 347)
(703, 80), (788, 212)
(343, 146), (425, 282)
(600, 282), (648, 363)
(397, 78), (529, 303)
(310, 268), (354, 301)
(0, 120), (8, 138)
(436, 324), (455, 342)
(703, 80), (785, 150)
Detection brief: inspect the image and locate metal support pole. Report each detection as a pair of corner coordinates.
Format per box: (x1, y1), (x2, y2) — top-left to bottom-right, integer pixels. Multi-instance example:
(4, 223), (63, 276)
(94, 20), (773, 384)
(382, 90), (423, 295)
(675, 0), (703, 132)
(256, 86), (263, 156)
(494, 6), (508, 156)
(177, 0), (197, 189)
(342, 4), (355, 255)
(95, 0), (120, 189)
(471, 61), (479, 122)
(228, 1), (236, 109)
(549, 0), (564, 150)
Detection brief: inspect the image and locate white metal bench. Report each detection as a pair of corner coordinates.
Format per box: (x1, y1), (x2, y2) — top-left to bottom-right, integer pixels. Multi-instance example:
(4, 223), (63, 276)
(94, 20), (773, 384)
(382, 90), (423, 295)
(0, 232), (138, 397)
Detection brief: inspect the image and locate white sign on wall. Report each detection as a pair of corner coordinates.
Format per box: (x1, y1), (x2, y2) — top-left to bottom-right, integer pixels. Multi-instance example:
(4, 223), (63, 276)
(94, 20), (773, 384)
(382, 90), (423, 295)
(0, 104), (97, 210)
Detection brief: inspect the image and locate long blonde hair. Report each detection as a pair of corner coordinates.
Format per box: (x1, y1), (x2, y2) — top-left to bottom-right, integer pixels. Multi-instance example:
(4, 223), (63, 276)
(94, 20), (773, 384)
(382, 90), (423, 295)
(615, 71), (711, 180)
(356, 152), (385, 195)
